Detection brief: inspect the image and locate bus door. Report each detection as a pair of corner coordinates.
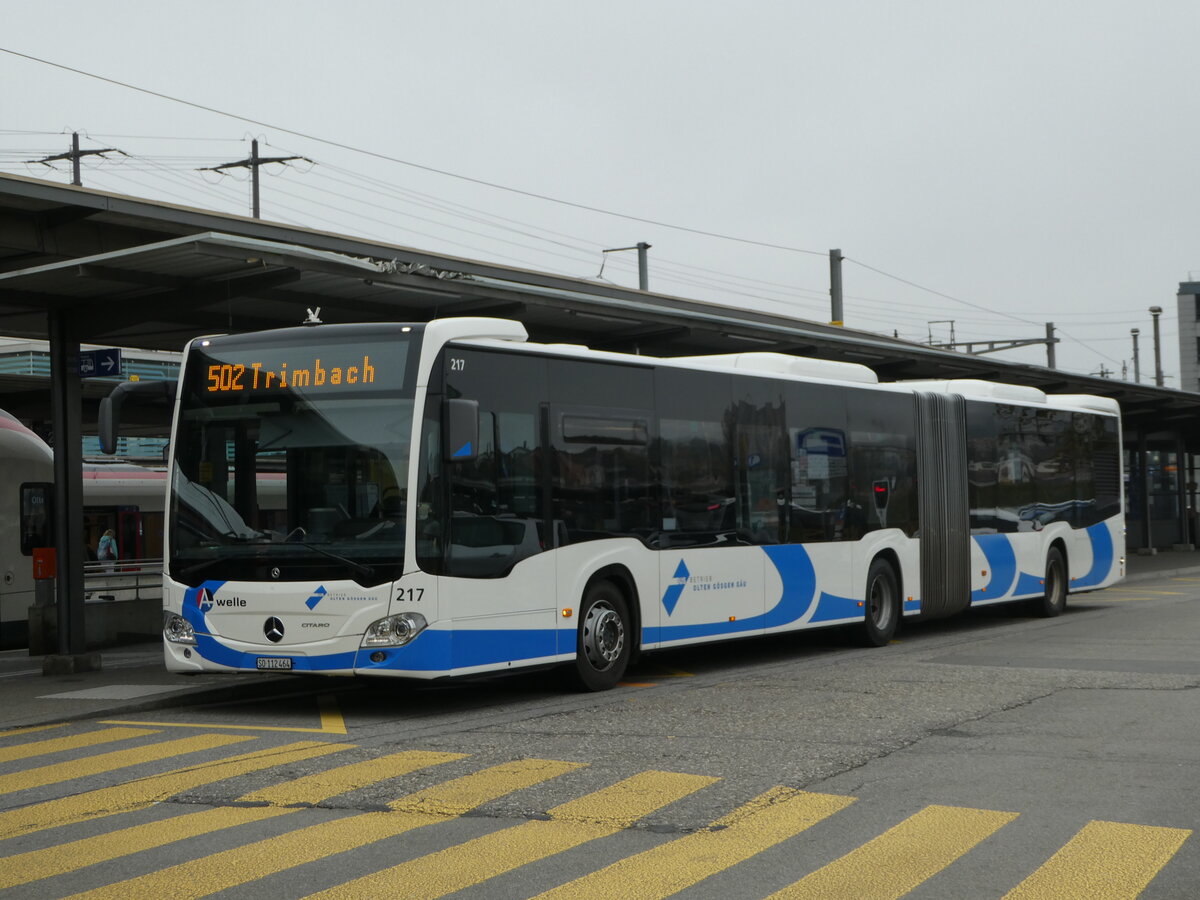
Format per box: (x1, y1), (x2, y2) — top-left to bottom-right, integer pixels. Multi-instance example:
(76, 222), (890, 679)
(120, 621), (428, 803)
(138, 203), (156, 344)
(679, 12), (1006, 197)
(439, 348), (555, 634)
(654, 372), (772, 645)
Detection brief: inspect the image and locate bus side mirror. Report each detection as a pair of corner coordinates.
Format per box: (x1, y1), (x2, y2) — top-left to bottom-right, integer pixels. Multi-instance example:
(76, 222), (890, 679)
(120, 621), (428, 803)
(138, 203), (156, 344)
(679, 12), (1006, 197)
(445, 398), (479, 462)
(98, 380), (175, 454)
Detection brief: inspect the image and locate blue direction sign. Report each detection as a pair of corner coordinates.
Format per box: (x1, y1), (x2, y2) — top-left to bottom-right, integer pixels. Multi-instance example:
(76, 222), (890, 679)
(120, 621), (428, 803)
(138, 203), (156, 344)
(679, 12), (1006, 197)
(79, 348), (122, 378)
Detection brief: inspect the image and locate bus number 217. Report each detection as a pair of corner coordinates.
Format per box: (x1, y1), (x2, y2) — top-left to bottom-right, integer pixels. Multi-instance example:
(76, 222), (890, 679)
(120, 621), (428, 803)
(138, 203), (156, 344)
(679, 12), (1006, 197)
(398, 587), (425, 602)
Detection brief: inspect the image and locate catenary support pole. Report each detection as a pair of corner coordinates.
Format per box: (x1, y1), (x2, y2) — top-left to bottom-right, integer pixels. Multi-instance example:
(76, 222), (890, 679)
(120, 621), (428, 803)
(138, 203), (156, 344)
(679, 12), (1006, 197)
(829, 249), (843, 325)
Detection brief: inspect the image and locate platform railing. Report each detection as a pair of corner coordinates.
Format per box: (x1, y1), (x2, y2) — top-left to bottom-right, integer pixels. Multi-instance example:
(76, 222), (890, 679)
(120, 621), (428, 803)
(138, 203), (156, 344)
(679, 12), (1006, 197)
(82, 558), (164, 602)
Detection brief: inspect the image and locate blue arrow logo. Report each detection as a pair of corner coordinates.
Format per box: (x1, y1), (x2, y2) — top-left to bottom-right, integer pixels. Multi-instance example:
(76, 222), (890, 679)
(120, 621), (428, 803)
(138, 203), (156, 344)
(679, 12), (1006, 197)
(661, 560), (689, 616)
(305, 586), (328, 610)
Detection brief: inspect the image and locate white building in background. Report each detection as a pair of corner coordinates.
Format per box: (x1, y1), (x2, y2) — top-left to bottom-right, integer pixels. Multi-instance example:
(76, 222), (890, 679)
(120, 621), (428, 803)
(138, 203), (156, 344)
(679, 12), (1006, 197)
(1178, 282), (1200, 393)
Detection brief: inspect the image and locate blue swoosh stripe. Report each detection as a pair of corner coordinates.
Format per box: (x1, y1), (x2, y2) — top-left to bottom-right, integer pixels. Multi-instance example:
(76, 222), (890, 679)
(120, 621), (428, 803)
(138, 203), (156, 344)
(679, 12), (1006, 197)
(1070, 523), (1115, 588)
(971, 534), (1017, 602)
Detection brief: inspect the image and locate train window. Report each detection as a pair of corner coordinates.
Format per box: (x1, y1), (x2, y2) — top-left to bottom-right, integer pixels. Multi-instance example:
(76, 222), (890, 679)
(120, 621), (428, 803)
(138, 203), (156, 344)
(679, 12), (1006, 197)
(20, 482), (54, 556)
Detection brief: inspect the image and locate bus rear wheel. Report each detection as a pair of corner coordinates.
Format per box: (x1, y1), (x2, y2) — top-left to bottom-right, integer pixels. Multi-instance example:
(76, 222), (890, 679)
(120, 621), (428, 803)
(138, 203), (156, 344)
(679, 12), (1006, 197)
(1031, 546), (1067, 617)
(573, 580), (631, 692)
(860, 558), (900, 647)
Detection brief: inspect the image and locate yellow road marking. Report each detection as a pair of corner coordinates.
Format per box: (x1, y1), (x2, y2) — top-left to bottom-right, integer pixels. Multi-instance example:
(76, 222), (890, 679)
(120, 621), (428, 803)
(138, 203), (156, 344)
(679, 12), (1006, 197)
(531, 786), (855, 900)
(67, 757), (583, 900)
(0, 732), (248, 795)
(0, 739), (347, 841)
(0, 750), (463, 891)
(102, 691), (349, 734)
(240, 749), (465, 807)
(770, 805), (1018, 899)
(309, 769), (719, 899)
(0, 723), (66, 738)
(0, 806), (290, 890)
(0, 726), (160, 764)
(1004, 820), (1192, 899)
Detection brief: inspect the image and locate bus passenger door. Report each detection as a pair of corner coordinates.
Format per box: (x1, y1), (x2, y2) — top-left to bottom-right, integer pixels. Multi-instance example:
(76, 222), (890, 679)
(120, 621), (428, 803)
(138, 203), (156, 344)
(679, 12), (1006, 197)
(439, 348), (556, 639)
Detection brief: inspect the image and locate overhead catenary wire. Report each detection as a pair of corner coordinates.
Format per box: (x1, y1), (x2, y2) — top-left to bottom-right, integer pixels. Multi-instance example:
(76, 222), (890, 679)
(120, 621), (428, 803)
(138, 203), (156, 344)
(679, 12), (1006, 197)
(0, 50), (1161, 375)
(0, 46), (831, 257)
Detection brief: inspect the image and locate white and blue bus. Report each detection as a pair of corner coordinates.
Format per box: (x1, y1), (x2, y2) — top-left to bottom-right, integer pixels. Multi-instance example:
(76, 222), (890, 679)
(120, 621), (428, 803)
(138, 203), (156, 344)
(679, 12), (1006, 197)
(130, 317), (1123, 690)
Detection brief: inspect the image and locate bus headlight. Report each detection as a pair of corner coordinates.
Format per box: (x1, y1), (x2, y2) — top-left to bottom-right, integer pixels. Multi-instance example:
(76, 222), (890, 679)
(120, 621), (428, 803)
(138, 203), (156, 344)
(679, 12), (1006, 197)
(163, 612), (197, 645)
(362, 612), (427, 647)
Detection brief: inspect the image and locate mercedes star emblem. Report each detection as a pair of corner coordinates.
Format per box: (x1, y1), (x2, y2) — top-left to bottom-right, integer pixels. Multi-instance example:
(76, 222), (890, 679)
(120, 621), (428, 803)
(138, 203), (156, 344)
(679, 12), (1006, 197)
(264, 617), (285, 643)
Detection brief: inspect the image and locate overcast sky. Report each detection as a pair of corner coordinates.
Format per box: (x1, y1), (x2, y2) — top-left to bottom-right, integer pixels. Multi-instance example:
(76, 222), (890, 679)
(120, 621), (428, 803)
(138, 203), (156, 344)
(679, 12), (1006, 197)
(2, 1), (1195, 383)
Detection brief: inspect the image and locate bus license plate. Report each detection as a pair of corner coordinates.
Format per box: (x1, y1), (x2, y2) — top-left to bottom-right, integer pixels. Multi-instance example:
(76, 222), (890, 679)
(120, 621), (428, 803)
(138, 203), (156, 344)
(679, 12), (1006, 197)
(256, 657), (292, 670)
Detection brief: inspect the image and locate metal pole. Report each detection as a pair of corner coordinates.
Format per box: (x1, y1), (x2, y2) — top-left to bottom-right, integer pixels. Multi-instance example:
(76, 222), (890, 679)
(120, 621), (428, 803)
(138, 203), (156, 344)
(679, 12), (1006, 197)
(251, 139), (261, 219)
(1045, 322), (1056, 369)
(71, 132), (81, 187)
(48, 311), (86, 655)
(1140, 429), (1153, 552)
(636, 242), (651, 291)
(1131, 328), (1140, 383)
(829, 248), (843, 325)
(1150, 306), (1164, 387)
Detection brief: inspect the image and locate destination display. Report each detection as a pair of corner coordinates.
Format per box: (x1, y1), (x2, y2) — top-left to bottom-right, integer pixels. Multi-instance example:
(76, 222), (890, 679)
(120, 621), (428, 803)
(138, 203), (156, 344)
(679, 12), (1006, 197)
(205, 355), (377, 393)
(189, 334), (411, 398)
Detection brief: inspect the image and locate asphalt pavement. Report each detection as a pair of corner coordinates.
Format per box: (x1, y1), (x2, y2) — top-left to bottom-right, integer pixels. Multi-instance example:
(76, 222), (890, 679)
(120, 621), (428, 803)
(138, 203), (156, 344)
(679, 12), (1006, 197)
(2, 547), (1198, 731)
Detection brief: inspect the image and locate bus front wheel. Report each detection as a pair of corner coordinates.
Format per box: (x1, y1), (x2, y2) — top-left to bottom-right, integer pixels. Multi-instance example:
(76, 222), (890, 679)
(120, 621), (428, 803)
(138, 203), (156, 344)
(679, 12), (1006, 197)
(573, 580), (631, 691)
(860, 558), (900, 647)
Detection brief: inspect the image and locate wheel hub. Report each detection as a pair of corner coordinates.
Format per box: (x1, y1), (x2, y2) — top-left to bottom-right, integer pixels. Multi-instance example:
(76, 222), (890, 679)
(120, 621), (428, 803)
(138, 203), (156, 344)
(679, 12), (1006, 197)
(583, 602), (624, 669)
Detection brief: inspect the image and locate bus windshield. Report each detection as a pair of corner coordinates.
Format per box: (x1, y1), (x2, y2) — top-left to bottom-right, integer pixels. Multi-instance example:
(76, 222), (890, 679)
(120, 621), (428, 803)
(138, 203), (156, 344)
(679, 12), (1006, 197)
(168, 326), (421, 587)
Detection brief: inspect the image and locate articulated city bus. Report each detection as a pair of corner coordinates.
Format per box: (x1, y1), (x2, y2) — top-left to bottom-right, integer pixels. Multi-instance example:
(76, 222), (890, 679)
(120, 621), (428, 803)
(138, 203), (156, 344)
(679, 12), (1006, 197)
(133, 317), (1123, 690)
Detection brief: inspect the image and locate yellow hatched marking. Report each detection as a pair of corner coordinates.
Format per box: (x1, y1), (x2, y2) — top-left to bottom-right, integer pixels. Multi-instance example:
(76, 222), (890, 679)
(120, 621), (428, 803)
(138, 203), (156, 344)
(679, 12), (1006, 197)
(0, 723), (66, 738)
(0, 739), (346, 841)
(104, 691), (348, 734)
(0, 726), (160, 764)
(68, 757), (582, 900)
(309, 770), (719, 899)
(0, 732), (248, 795)
(0, 806), (290, 891)
(770, 804), (1018, 899)
(0, 750), (461, 891)
(240, 749), (466, 806)
(532, 786), (854, 900)
(1004, 820), (1191, 899)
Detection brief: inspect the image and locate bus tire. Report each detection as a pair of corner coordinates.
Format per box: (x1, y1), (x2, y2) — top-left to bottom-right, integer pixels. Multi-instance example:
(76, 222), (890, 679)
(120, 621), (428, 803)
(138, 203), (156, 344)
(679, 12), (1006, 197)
(1031, 546), (1067, 617)
(860, 557), (900, 647)
(573, 580), (631, 691)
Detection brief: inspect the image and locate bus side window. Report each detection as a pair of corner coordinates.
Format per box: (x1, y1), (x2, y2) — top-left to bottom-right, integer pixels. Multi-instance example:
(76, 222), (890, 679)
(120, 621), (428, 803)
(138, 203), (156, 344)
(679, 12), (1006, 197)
(656, 368), (736, 548)
(847, 393), (918, 537)
(784, 382), (849, 543)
